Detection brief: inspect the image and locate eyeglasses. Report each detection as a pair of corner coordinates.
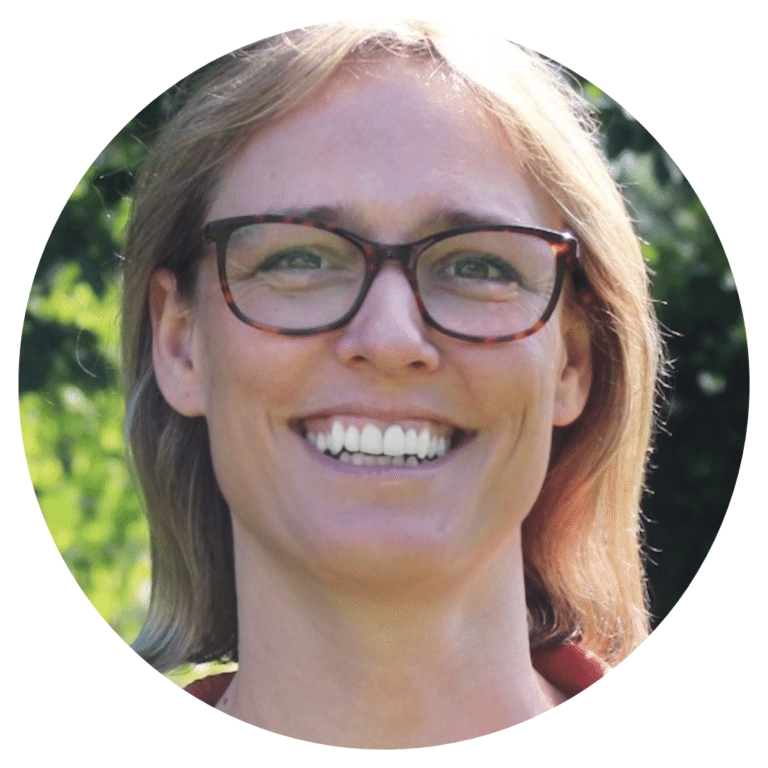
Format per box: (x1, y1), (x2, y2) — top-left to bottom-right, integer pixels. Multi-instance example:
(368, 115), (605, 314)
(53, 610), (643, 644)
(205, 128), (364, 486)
(202, 215), (580, 343)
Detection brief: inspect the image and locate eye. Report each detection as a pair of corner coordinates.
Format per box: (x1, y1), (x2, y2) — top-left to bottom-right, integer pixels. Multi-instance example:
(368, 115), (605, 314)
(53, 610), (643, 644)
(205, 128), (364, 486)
(440, 253), (522, 284)
(260, 248), (328, 271)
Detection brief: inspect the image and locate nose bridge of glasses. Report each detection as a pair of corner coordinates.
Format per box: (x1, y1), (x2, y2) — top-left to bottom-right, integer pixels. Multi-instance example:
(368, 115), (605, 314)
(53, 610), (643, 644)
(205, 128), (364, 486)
(354, 241), (424, 321)
(362, 241), (418, 276)
(353, 241), (420, 305)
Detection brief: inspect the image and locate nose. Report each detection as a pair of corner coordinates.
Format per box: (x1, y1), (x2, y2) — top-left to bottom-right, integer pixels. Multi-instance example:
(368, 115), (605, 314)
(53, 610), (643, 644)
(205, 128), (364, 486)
(335, 264), (440, 374)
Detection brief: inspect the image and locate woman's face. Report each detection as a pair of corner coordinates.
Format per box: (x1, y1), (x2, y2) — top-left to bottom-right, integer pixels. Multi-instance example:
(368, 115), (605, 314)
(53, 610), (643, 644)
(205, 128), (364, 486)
(152, 57), (592, 589)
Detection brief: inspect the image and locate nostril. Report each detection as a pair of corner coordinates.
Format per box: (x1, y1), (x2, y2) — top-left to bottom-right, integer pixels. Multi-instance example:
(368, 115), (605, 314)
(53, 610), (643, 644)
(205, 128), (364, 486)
(335, 319), (440, 373)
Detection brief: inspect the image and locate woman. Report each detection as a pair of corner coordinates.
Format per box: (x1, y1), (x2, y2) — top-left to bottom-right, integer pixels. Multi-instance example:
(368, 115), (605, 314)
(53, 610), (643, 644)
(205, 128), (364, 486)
(123, 20), (662, 747)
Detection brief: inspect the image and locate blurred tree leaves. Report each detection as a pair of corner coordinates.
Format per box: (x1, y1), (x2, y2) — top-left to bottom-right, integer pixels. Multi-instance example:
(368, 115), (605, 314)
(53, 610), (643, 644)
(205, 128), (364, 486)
(19, 68), (747, 669)
(19, 95), (169, 647)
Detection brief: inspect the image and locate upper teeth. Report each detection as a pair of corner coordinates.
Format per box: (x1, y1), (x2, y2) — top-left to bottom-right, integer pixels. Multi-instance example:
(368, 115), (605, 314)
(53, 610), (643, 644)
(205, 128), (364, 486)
(306, 420), (451, 460)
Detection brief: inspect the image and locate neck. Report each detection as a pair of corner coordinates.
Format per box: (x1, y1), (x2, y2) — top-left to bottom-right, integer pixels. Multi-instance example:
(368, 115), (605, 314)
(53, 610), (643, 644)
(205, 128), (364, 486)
(218, 523), (555, 748)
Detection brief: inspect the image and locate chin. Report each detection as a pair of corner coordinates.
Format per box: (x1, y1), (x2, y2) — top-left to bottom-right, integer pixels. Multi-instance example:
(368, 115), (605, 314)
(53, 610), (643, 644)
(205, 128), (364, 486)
(282, 501), (501, 593)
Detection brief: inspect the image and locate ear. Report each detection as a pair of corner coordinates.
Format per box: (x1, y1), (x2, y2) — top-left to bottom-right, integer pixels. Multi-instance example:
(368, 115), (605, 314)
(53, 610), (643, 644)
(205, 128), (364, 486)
(149, 268), (206, 417)
(553, 307), (593, 427)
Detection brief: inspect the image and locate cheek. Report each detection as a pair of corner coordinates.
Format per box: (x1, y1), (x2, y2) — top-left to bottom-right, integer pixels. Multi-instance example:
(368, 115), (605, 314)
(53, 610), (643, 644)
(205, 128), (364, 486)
(195, 303), (325, 416)
(195, 317), (329, 525)
(469, 339), (565, 521)
(459, 333), (563, 426)
(190, 261), (326, 413)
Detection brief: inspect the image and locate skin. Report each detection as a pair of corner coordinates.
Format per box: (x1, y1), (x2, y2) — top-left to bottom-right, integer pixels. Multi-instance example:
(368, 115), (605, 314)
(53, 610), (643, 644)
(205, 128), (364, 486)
(150, 56), (592, 748)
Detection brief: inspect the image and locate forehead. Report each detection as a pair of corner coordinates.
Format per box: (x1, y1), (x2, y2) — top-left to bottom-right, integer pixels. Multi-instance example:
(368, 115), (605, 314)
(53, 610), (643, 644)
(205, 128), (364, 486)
(207, 56), (562, 237)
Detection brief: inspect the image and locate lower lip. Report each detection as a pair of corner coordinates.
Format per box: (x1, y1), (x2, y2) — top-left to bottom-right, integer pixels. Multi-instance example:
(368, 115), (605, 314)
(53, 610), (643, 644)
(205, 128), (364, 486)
(291, 430), (468, 478)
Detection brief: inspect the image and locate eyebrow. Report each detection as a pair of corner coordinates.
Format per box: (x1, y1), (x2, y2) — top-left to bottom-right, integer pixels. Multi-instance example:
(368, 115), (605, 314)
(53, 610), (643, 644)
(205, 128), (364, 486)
(432, 209), (517, 229)
(270, 205), (345, 226)
(266, 204), (520, 237)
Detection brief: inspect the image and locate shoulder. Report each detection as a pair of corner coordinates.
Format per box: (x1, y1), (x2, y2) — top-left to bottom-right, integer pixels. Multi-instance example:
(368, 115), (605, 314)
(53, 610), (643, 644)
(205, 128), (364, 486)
(531, 643), (608, 699)
(184, 672), (235, 707)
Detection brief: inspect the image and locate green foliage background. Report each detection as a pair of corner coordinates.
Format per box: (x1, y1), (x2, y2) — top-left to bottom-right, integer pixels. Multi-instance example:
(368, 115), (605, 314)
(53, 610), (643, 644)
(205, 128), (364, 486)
(19, 65), (748, 683)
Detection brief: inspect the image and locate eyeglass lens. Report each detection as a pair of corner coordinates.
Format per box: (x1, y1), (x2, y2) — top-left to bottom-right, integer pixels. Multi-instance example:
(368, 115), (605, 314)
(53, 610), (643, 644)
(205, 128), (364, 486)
(223, 222), (558, 336)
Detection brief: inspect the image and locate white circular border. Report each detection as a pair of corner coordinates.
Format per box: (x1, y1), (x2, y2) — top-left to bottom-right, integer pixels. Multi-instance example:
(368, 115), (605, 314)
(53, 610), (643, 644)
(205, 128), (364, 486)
(5, 1), (764, 764)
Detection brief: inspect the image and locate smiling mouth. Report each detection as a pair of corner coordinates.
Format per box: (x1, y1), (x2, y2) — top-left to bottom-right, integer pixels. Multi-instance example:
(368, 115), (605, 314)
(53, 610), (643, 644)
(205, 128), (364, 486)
(294, 417), (474, 467)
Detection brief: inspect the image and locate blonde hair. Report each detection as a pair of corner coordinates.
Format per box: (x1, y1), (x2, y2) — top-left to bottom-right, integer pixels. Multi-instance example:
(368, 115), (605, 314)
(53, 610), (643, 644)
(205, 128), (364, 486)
(123, 20), (663, 671)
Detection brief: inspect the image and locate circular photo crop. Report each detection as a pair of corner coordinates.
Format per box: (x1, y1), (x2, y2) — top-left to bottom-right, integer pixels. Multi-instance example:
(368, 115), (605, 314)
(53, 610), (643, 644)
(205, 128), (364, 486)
(19, 18), (749, 750)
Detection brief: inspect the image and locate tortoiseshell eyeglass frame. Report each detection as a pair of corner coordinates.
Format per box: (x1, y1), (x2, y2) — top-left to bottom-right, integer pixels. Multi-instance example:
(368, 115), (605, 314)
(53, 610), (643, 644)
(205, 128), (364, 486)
(202, 214), (582, 344)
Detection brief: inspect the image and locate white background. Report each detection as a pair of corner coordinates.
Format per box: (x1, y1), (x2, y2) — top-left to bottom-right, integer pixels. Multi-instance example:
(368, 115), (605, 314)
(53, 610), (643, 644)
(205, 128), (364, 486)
(3, 1), (765, 764)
